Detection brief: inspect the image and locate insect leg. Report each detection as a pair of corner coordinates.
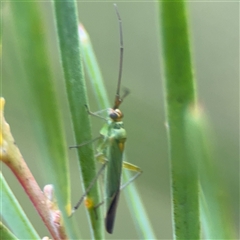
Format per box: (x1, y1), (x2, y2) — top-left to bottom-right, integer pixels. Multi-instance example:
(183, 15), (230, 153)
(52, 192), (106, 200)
(69, 135), (102, 149)
(71, 161), (107, 215)
(121, 161), (142, 190)
(85, 104), (108, 121)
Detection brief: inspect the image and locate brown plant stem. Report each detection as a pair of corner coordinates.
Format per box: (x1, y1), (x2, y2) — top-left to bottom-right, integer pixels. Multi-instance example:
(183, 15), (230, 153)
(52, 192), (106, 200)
(0, 98), (67, 240)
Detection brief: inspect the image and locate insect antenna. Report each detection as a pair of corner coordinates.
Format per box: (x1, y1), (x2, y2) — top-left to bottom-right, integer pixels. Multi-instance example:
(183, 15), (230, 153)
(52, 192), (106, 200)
(113, 4), (124, 110)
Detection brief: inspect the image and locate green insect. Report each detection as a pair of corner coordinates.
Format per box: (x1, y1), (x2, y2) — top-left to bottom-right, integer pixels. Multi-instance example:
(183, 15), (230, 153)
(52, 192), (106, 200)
(71, 4), (142, 234)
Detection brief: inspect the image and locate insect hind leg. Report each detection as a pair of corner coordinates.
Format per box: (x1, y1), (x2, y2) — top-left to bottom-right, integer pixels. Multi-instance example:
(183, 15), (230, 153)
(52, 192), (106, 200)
(71, 161), (107, 215)
(121, 161), (142, 190)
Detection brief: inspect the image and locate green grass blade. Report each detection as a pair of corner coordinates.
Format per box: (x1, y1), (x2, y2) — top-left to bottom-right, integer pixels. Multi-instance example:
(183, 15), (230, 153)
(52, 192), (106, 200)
(122, 170), (156, 239)
(0, 173), (40, 239)
(185, 107), (235, 239)
(159, 1), (199, 239)
(79, 24), (109, 109)
(79, 23), (156, 239)
(78, 24), (109, 110)
(0, 222), (19, 240)
(8, 2), (76, 238)
(53, 1), (103, 239)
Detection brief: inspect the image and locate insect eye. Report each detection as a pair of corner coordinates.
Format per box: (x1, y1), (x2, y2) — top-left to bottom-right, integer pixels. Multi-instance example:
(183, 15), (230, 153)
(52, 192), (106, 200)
(110, 112), (118, 119)
(109, 109), (123, 120)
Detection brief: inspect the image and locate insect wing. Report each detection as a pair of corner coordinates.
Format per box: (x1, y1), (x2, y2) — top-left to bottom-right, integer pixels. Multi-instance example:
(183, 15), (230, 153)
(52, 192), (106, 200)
(105, 131), (125, 233)
(105, 189), (120, 234)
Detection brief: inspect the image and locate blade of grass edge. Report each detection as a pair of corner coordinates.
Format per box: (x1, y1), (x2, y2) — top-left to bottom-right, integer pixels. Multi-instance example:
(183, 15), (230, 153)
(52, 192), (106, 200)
(53, 1), (104, 239)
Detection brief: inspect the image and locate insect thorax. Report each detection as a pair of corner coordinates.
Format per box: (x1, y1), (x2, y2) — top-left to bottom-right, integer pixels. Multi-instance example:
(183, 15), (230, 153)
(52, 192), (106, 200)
(112, 121), (124, 130)
(110, 121), (126, 140)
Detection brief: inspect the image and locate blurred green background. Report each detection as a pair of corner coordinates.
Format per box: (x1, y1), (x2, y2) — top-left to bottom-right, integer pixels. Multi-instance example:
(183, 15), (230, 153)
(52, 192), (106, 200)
(2, 1), (239, 239)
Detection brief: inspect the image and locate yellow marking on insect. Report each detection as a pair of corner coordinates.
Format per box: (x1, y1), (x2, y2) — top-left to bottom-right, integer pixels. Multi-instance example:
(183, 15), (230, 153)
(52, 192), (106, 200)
(118, 141), (125, 152)
(84, 197), (94, 209)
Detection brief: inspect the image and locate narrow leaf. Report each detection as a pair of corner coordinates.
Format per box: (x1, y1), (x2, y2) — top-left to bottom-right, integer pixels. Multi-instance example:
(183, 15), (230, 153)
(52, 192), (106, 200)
(159, 1), (200, 239)
(185, 106), (235, 239)
(0, 222), (19, 240)
(0, 173), (40, 239)
(53, 1), (103, 239)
